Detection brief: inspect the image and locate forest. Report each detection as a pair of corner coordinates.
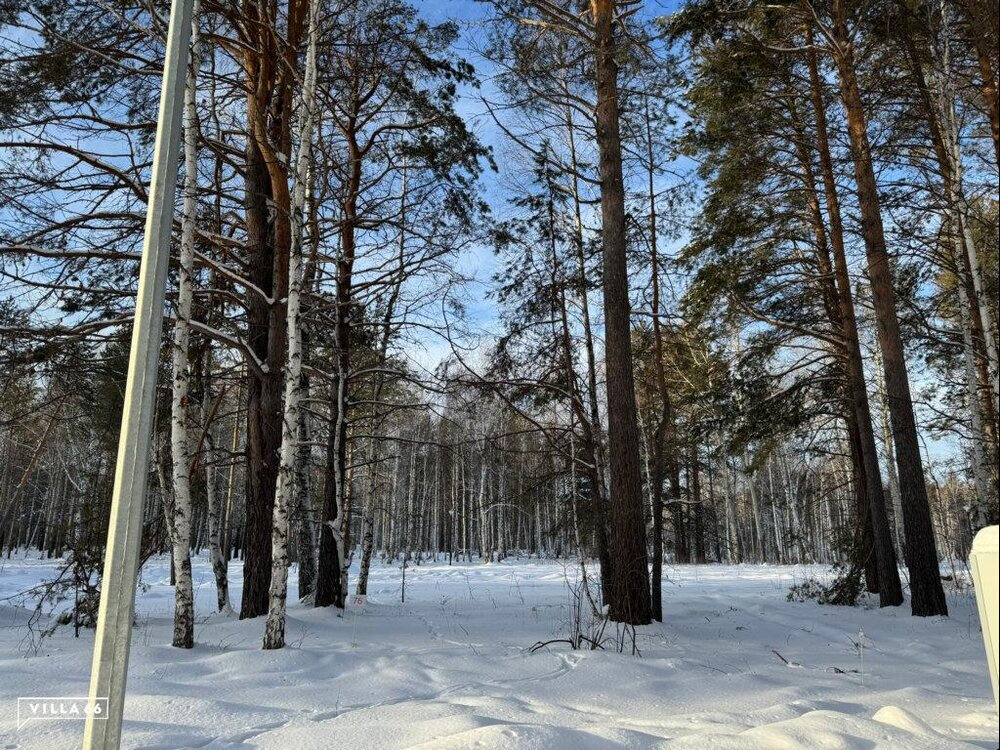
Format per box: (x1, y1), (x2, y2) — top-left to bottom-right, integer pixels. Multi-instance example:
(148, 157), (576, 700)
(0, 2), (998, 743)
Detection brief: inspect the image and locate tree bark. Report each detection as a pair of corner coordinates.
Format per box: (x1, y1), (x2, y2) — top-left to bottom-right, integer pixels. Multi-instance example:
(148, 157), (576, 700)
(592, 0), (650, 625)
(168, 4), (201, 648)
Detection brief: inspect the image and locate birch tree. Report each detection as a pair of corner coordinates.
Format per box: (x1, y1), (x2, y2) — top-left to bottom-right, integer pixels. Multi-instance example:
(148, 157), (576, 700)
(168, 1), (202, 649)
(263, 0), (320, 650)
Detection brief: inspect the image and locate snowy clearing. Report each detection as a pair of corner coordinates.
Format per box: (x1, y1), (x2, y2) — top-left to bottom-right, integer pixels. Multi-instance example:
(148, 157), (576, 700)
(0, 556), (996, 749)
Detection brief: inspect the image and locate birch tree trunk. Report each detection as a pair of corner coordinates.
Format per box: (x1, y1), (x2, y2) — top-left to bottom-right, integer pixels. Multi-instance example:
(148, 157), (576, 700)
(295, 169), (318, 600)
(263, 0), (318, 649)
(168, 2), (201, 649)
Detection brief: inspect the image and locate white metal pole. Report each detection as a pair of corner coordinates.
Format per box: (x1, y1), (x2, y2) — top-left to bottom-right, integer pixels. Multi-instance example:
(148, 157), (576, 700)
(83, 0), (194, 747)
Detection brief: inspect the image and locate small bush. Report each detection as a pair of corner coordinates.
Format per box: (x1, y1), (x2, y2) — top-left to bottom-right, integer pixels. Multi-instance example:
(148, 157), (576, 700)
(787, 564), (865, 606)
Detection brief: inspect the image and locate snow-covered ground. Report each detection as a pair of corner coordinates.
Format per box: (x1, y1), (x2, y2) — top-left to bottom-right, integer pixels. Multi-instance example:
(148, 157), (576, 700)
(0, 554), (996, 749)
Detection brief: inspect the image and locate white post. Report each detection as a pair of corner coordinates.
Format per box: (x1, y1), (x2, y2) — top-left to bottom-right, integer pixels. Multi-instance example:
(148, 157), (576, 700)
(970, 526), (999, 712)
(83, 0), (194, 747)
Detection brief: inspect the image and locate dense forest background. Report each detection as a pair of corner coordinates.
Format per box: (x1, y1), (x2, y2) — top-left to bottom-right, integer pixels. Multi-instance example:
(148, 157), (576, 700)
(0, 0), (996, 648)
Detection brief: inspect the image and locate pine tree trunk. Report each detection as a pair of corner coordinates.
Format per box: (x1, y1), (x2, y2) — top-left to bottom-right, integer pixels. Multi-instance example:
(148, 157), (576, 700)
(592, 0), (651, 625)
(830, 0), (946, 615)
(241, 148), (282, 620)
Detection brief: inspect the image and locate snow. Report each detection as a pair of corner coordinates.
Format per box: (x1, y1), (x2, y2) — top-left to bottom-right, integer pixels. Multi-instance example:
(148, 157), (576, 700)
(0, 555), (996, 749)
